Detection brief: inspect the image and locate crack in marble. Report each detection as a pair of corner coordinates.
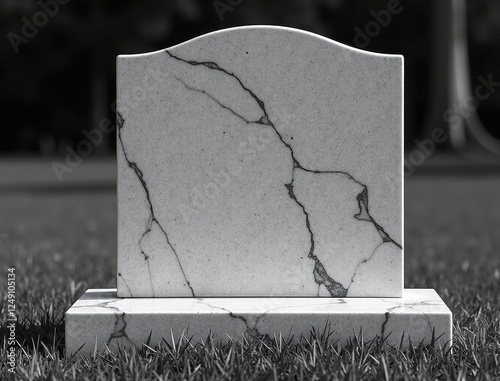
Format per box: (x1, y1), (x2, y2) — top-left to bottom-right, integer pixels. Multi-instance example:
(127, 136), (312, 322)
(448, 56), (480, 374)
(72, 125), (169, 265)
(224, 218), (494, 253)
(118, 272), (133, 297)
(346, 241), (387, 291)
(117, 112), (195, 297)
(355, 188), (403, 249)
(72, 300), (122, 312)
(378, 303), (437, 343)
(196, 298), (351, 339)
(195, 299), (267, 338)
(296, 169), (402, 249)
(285, 181), (347, 297)
(407, 302), (443, 307)
(404, 305), (435, 334)
(380, 311), (391, 339)
(138, 214), (156, 296)
(165, 50), (402, 297)
(378, 298), (443, 309)
(174, 77), (258, 125)
(106, 312), (136, 348)
(379, 304), (403, 340)
(228, 312), (266, 339)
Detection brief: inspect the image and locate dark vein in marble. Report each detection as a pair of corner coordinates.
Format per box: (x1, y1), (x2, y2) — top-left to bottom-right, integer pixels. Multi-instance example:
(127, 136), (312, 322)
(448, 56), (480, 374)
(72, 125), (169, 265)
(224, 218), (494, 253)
(379, 304), (403, 340)
(346, 241), (387, 291)
(165, 50), (402, 296)
(299, 169), (402, 249)
(106, 312), (135, 348)
(72, 299), (122, 312)
(175, 77), (258, 125)
(403, 305), (434, 334)
(229, 312), (266, 339)
(355, 187), (402, 249)
(285, 181), (348, 297)
(196, 300), (267, 338)
(95, 301), (121, 312)
(379, 300), (445, 345)
(117, 112), (195, 297)
(380, 311), (391, 339)
(118, 273), (133, 297)
(197, 298), (352, 339)
(166, 51), (344, 296)
(138, 215), (156, 296)
(404, 300), (444, 307)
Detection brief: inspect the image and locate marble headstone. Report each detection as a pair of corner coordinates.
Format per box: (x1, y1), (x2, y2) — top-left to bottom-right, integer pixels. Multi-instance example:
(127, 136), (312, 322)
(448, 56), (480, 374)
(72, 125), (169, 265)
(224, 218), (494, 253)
(116, 26), (403, 298)
(66, 26), (452, 356)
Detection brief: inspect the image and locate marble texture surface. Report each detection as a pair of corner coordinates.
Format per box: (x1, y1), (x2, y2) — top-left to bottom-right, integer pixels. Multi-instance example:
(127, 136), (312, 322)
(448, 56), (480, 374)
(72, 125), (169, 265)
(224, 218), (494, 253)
(66, 289), (452, 355)
(116, 26), (403, 297)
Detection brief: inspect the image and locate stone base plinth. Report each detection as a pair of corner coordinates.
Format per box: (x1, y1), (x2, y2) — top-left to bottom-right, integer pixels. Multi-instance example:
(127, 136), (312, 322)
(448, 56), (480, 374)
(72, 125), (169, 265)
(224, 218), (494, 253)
(65, 289), (452, 355)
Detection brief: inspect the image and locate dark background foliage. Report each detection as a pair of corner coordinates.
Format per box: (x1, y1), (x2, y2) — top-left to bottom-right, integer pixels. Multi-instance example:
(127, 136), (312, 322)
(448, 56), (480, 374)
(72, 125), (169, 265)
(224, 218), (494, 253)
(1, 0), (499, 155)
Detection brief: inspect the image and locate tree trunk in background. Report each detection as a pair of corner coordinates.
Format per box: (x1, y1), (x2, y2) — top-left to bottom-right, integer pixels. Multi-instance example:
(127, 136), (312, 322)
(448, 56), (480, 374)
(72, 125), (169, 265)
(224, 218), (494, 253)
(91, 0), (111, 154)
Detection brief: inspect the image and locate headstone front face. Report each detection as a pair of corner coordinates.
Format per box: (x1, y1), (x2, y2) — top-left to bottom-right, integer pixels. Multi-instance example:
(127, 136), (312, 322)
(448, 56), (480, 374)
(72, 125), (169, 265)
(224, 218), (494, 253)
(116, 26), (403, 298)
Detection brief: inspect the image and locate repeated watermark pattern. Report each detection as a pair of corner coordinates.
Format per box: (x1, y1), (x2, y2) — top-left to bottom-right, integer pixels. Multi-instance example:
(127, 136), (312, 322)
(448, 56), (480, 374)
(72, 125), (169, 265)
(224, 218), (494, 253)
(403, 131), (448, 178)
(408, 73), (499, 176)
(212, 0), (244, 22)
(381, 73), (500, 185)
(444, 74), (500, 130)
(51, 117), (115, 182)
(7, 0), (71, 54)
(354, 0), (411, 49)
(51, 63), (171, 182)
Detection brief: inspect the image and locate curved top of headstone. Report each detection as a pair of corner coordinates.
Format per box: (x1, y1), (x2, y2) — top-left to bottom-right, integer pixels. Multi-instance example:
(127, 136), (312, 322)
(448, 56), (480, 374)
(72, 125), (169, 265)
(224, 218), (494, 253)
(116, 26), (403, 298)
(119, 25), (402, 60)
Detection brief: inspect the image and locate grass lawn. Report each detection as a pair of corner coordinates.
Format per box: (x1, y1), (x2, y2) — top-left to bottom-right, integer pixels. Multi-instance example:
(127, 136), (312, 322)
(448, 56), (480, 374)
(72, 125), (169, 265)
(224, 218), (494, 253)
(0, 175), (499, 380)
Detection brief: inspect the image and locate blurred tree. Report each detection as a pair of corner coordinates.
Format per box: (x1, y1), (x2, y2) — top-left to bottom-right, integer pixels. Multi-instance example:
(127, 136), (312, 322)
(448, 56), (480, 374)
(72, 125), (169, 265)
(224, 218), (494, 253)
(467, 0), (500, 140)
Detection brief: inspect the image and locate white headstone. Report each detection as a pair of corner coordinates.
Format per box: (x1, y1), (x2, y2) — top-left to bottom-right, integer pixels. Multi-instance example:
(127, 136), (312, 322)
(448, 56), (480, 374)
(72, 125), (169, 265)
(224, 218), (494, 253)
(66, 27), (451, 356)
(116, 25), (403, 298)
